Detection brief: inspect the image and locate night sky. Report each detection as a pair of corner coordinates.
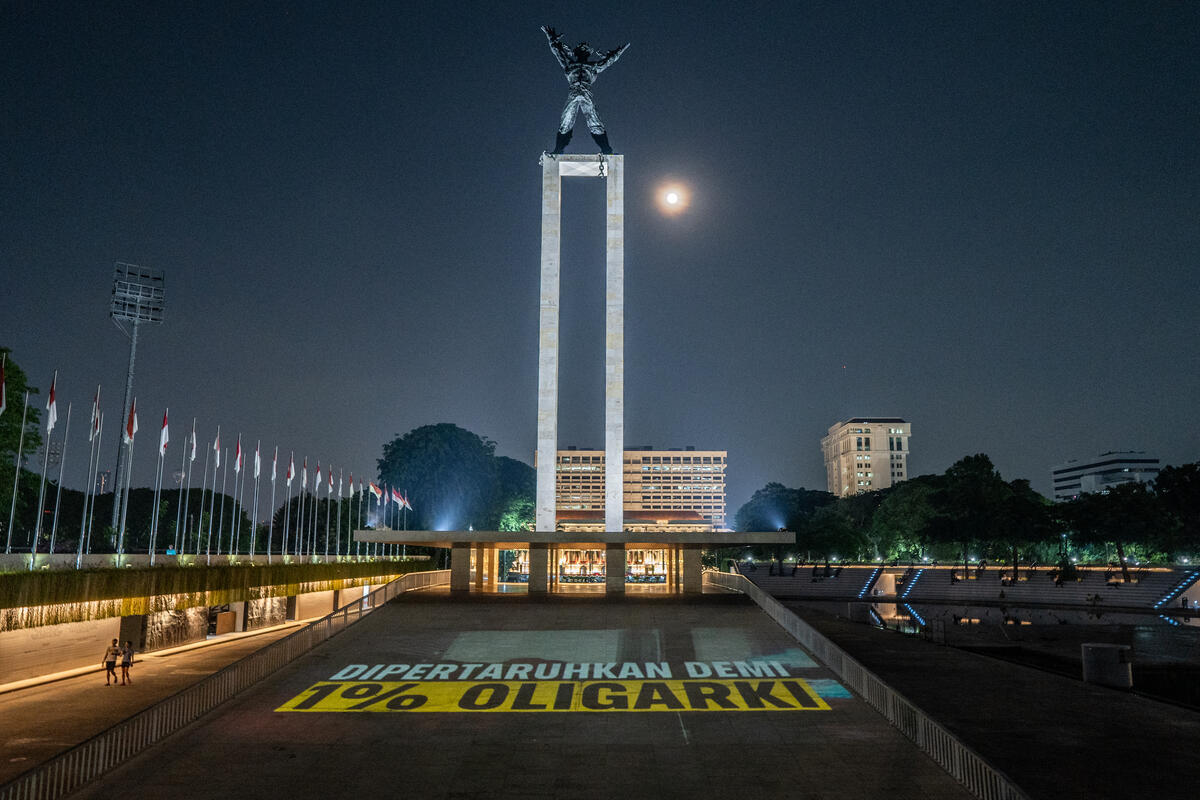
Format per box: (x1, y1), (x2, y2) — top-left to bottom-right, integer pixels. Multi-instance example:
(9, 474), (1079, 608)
(3, 2), (1198, 514)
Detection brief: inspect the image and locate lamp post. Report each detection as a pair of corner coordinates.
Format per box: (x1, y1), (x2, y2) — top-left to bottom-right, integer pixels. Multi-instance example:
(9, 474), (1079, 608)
(108, 263), (165, 534)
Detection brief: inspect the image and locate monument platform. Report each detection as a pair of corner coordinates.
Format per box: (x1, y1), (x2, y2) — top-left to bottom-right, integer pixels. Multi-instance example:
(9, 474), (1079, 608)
(65, 592), (973, 800)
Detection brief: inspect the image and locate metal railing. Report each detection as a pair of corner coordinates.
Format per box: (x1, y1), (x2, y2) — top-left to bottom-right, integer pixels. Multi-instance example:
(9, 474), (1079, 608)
(0, 569), (450, 800)
(705, 570), (1029, 800)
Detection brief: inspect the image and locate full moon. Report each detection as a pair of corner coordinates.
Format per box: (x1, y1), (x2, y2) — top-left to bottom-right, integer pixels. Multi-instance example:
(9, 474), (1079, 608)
(657, 184), (690, 215)
(665, 191), (679, 205)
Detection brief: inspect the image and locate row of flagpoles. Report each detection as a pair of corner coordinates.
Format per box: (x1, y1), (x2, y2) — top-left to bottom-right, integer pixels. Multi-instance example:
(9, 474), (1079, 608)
(2, 361), (417, 570)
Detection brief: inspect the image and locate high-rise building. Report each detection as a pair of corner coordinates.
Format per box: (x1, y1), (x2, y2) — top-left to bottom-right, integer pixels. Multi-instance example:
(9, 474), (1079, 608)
(551, 446), (727, 531)
(1051, 451), (1160, 502)
(821, 418), (911, 497)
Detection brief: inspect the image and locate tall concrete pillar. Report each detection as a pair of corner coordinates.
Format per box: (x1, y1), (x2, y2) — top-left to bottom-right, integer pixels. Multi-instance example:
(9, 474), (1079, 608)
(536, 156), (562, 534)
(604, 156), (625, 534)
(535, 154), (625, 535)
(682, 546), (703, 594)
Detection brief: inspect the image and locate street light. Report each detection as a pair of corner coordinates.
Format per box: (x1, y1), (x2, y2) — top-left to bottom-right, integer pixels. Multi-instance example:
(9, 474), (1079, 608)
(108, 262), (165, 532)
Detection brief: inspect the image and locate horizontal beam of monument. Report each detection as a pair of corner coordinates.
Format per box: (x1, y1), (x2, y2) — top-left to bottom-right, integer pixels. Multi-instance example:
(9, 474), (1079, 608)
(353, 530), (793, 548)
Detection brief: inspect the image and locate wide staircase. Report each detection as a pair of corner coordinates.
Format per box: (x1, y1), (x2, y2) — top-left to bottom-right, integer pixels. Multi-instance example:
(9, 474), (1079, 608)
(738, 562), (1198, 612)
(734, 562), (881, 600)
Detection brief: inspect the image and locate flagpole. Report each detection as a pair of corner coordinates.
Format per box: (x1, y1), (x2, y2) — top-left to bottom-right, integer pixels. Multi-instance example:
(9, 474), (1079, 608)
(205, 445), (218, 565)
(356, 487), (363, 557)
(6, 390), (30, 555)
(86, 413), (104, 554)
(195, 439), (210, 559)
(268, 447), (277, 564)
(179, 420), (196, 557)
(49, 402), (73, 559)
(324, 472), (331, 558)
(216, 448), (228, 558)
(31, 372), (58, 571)
(78, 389), (100, 567)
(149, 442), (164, 565)
(297, 462), (306, 558)
(116, 429), (135, 564)
(233, 450), (246, 555)
(173, 426), (187, 553)
(250, 442), (261, 558)
(310, 477), (319, 562)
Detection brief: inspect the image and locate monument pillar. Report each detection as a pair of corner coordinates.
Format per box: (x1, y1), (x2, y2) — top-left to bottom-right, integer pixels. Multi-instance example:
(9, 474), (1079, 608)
(535, 154), (625, 536)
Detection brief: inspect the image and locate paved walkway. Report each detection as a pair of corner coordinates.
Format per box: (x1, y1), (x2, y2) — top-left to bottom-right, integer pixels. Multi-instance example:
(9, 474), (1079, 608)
(63, 593), (971, 800)
(0, 625), (300, 784)
(788, 602), (1200, 799)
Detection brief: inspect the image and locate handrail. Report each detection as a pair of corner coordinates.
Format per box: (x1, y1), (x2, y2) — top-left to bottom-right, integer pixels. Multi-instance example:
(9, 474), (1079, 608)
(0, 569), (450, 800)
(705, 570), (1029, 800)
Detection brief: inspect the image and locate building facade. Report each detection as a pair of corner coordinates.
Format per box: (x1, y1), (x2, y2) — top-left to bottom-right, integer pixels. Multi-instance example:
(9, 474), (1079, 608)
(1051, 451), (1161, 502)
(552, 447), (728, 531)
(821, 418), (911, 497)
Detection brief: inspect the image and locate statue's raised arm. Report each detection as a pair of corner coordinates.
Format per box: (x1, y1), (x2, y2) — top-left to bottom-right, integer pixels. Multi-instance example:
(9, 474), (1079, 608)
(595, 43), (630, 73)
(541, 26), (628, 155)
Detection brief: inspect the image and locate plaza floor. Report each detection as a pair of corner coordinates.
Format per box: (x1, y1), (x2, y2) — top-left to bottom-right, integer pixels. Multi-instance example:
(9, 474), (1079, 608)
(64, 590), (972, 800)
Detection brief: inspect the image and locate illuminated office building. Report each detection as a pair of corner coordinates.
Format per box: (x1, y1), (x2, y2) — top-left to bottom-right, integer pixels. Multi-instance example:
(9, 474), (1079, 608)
(821, 418), (911, 497)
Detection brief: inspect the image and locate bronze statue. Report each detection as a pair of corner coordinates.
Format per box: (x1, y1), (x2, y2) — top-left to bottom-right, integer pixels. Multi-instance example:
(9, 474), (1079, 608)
(542, 26), (629, 154)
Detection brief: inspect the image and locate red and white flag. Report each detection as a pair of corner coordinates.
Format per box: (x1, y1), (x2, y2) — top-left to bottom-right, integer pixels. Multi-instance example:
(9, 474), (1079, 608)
(302, 457), (308, 489)
(328, 468), (333, 492)
(254, 442), (261, 479)
(315, 461), (322, 492)
(234, 435), (243, 474)
(391, 487), (403, 507)
(349, 473), (354, 495)
(368, 482), (382, 501)
(286, 452), (295, 487)
(45, 372), (58, 434)
(338, 469), (344, 499)
(189, 419), (197, 462)
(89, 385), (101, 441)
(403, 492), (413, 511)
(0, 354), (7, 417)
(123, 397), (138, 444)
(158, 409), (169, 456)
(213, 428), (221, 469)
(271, 446), (278, 482)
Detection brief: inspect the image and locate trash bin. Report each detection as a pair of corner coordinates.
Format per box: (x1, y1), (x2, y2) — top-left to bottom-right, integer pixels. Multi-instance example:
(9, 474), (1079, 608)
(1081, 643), (1132, 689)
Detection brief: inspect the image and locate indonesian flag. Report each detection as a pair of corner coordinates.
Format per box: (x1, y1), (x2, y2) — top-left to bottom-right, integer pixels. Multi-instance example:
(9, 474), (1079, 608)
(213, 428), (221, 469)
(338, 470), (344, 499)
(234, 435), (243, 474)
(302, 457), (308, 489)
(46, 372), (58, 434)
(349, 473), (354, 495)
(271, 446), (278, 482)
(0, 354), (6, 417)
(315, 461), (322, 492)
(328, 468), (333, 492)
(286, 452), (295, 486)
(391, 487), (403, 507)
(368, 482), (382, 501)
(403, 492), (413, 511)
(189, 419), (197, 462)
(254, 442), (261, 479)
(158, 409), (169, 456)
(123, 397), (138, 444)
(89, 385), (101, 442)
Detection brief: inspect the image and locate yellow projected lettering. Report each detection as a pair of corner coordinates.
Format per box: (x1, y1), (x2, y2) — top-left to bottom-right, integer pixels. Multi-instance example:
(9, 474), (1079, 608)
(276, 679), (831, 713)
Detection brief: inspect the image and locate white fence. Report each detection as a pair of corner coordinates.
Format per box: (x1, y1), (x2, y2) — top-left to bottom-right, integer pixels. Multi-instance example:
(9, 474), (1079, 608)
(0, 569), (450, 800)
(705, 570), (1029, 800)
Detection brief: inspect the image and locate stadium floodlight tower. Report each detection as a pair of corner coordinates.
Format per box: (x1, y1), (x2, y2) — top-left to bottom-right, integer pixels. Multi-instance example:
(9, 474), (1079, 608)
(108, 263), (165, 530)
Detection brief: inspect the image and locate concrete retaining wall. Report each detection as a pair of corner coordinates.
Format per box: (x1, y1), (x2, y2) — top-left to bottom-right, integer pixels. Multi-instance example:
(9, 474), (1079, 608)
(0, 616), (123, 684)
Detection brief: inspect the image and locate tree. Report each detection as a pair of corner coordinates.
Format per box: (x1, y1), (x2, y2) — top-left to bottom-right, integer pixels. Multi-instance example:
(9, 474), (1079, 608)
(0, 348), (42, 548)
(733, 483), (835, 569)
(492, 456), (535, 529)
(922, 454), (1009, 571)
(1060, 483), (1177, 580)
(991, 478), (1057, 571)
(1155, 463), (1200, 556)
(376, 424), (534, 532)
(869, 477), (939, 560)
(799, 505), (870, 562)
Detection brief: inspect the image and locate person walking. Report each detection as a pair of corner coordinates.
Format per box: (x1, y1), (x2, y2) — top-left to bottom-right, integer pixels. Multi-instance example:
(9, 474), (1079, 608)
(102, 639), (121, 686)
(120, 640), (135, 685)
